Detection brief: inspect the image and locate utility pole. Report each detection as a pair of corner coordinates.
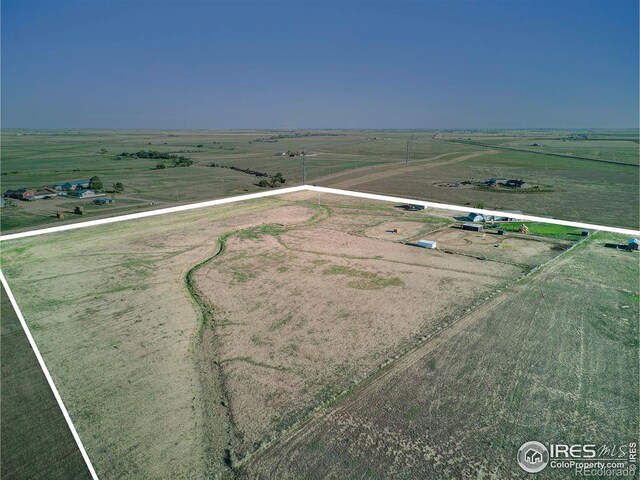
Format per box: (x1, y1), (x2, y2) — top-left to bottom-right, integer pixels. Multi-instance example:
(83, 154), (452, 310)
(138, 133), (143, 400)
(302, 152), (306, 185)
(405, 135), (415, 165)
(405, 139), (409, 165)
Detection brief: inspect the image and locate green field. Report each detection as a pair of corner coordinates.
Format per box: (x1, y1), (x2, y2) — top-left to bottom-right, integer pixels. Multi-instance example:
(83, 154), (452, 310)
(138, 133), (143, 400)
(437, 130), (640, 165)
(1, 129), (638, 232)
(1, 284), (90, 480)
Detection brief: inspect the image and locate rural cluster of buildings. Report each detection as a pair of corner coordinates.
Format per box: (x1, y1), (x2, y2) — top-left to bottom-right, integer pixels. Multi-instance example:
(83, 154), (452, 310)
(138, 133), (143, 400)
(3, 179), (113, 205)
(465, 210), (522, 223)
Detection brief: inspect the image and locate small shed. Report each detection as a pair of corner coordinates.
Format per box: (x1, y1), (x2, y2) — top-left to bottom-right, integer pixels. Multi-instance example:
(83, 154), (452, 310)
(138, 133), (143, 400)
(581, 230), (590, 237)
(462, 223), (483, 232)
(628, 238), (639, 251)
(94, 197), (114, 205)
(417, 240), (437, 249)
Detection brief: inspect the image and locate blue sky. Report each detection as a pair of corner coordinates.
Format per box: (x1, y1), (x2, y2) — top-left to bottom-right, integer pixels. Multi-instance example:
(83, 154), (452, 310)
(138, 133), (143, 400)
(2, 0), (638, 129)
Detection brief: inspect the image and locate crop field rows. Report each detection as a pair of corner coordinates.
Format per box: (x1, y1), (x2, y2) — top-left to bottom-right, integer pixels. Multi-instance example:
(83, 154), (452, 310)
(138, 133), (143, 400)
(2, 190), (635, 479)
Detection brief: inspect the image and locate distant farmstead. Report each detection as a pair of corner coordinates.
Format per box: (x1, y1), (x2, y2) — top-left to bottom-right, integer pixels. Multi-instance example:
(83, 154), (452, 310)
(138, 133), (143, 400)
(3, 188), (34, 200)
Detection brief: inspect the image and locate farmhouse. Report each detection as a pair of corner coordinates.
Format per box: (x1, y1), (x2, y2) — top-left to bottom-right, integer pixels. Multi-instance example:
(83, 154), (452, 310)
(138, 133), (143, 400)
(462, 223), (483, 232)
(3, 188), (34, 200)
(484, 177), (507, 187)
(69, 189), (98, 198)
(54, 179), (90, 191)
(504, 179), (526, 188)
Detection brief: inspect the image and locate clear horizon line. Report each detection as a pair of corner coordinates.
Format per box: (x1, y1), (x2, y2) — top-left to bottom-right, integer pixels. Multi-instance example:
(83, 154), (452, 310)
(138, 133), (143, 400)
(2, 127), (639, 132)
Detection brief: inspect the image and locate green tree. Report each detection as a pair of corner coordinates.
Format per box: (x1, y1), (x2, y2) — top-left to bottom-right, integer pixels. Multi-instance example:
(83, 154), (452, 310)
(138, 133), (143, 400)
(257, 179), (270, 188)
(156, 163), (166, 169)
(112, 182), (124, 193)
(89, 176), (103, 191)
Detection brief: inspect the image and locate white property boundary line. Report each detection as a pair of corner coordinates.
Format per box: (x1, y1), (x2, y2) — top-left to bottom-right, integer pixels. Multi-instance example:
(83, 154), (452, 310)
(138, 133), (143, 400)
(0, 184), (637, 241)
(308, 186), (640, 235)
(0, 271), (99, 480)
(0, 184), (637, 479)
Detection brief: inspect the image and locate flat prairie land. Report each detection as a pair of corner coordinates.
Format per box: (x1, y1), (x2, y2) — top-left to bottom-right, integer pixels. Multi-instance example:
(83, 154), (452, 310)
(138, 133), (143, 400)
(0, 191), (587, 479)
(193, 195), (523, 459)
(241, 232), (639, 479)
(0, 197), (313, 478)
(316, 146), (639, 229)
(2, 129), (638, 232)
(436, 129), (640, 165)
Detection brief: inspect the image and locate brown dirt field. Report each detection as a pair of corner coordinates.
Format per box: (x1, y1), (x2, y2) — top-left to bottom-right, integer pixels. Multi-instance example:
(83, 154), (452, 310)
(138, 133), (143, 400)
(0, 199), (318, 479)
(0, 192), (584, 478)
(240, 233), (639, 479)
(193, 204), (526, 460)
(364, 220), (439, 241)
(426, 226), (573, 266)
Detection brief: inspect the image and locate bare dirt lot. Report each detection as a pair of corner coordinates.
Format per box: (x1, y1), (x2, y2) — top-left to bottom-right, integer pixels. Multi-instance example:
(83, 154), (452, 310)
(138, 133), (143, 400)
(426, 226), (573, 267)
(0, 191), (595, 478)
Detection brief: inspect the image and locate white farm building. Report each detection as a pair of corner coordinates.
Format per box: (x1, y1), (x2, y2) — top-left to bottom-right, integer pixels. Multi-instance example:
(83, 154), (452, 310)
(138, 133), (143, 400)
(417, 240), (437, 249)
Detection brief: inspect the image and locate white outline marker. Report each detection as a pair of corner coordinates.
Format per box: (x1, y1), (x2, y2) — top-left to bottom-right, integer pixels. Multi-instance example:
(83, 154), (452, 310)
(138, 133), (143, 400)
(0, 185), (637, 241)
(307, 186), (640, 236)
(0, 271), (100, 480)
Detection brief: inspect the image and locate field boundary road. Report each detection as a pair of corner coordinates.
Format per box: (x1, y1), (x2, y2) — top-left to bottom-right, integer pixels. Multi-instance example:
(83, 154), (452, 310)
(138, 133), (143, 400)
(320, 150), (496, 189)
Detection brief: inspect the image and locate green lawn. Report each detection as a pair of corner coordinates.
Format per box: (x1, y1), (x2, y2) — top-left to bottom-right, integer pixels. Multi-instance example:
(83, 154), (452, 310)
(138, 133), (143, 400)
(498, 221), (586, 240)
